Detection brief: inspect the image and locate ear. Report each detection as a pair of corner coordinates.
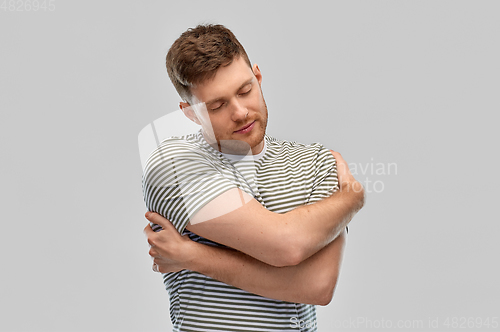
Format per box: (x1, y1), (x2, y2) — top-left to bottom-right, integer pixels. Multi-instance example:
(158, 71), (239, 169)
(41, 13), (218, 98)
(180, 102), (201, 125)
(252, 64), (262, 85)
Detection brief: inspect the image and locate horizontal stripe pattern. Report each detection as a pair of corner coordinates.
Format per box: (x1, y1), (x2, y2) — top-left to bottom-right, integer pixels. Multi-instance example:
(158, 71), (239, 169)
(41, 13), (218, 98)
(142, 131), (338, 331)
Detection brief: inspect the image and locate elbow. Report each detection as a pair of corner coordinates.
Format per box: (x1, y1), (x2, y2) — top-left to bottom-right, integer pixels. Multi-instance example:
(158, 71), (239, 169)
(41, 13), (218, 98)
(273, 236), (309, 267)
(316, 283), (337, 306)
(284, 247), (305, 267)
(273, 224), (319, 267)
(312, 274), (339, 306)
(259, 225), (308, 267)
(269, 246), (304, 267)
(353, 181), (366, 211)
(265, 237), (306, 267)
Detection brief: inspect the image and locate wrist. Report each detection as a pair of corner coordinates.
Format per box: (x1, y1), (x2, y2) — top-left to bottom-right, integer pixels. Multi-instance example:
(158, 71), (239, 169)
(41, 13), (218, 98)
(184, 240), (207, 272)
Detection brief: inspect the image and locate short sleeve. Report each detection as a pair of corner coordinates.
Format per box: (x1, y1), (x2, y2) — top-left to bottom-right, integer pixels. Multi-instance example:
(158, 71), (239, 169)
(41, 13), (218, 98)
(142, 138), (237, 233)
(308, 146), (348, 234)
(308, 146), (339, 204)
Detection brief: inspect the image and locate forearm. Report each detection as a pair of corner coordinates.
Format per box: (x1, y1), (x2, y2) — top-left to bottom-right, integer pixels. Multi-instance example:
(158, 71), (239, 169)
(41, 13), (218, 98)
(187, 184), (362, 267)
(282, 182), (363, 264)
(187, 230), (347, 305)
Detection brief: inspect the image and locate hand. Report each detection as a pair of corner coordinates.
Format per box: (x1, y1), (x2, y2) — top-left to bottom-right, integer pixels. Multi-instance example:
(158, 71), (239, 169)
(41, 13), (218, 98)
(330, 150), (365, 196)
(144, 212), (196, 273)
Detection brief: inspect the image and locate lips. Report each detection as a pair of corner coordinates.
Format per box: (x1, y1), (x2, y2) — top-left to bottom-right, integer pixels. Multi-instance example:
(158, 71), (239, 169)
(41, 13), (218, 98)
(234, 121), (255, 134)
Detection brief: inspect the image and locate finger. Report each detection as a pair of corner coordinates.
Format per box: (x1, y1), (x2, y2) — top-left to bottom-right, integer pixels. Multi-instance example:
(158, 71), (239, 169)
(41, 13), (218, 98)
(330, 150), (341, 167)
(330, 150), (341, 161)
(146, 212), (178, 232)
(149, 247), (158, 258)
(143, 224), (153, 235)
(330, 150), (342, 170)
(147, 236), (156, 247)
(153, 259), (164, 273)
(143, 223), (156, 239)
(331, 151), (347, 166)
(144, 225), (158, 247)
(330, 151), (349, 172)
(145, 212), (169, 228)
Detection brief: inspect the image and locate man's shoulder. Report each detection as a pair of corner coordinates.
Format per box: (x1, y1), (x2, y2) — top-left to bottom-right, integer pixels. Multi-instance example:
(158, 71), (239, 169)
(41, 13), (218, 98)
(265, 135), (328, 156)
(143, 132), (216, 177)
(157, 131), (203, 151)
(263, 136), (335, 171)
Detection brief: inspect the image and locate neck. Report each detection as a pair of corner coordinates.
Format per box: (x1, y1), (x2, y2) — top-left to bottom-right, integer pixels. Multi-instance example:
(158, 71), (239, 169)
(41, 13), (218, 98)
(250, 140), (265, 155)
(201, 131), (264, 155)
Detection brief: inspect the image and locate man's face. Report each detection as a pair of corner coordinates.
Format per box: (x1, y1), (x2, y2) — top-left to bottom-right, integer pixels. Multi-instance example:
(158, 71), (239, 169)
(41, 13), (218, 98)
(184, 57), (268, 155)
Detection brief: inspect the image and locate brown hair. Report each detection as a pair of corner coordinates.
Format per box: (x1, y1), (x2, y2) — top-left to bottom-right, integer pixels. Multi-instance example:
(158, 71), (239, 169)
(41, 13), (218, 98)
(166, 24), (251, 103)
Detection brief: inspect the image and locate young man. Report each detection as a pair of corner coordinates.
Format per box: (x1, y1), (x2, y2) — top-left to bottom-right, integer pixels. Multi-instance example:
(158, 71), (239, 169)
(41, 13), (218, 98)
(142, 24), (364, 331)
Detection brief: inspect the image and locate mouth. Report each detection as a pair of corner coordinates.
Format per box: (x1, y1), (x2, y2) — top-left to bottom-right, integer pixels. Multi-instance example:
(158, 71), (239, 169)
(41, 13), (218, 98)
(234, 121), (255, 134)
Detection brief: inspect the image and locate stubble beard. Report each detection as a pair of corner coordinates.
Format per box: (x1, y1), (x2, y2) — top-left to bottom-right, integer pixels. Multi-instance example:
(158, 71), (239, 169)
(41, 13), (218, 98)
(216, 96), (268, 155)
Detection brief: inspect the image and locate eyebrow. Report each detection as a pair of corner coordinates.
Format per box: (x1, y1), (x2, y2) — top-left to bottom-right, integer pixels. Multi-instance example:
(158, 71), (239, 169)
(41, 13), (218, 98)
(205, 77), (254, 106)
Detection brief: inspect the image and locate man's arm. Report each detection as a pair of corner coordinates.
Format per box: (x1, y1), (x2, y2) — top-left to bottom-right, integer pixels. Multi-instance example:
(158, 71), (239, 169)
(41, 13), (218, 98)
(145, 212), (347, 306)
(185, 151), (363, 267)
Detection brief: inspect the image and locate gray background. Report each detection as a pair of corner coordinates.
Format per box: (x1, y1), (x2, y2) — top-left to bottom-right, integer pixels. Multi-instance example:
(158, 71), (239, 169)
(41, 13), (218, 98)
(1, 1), (499, 331)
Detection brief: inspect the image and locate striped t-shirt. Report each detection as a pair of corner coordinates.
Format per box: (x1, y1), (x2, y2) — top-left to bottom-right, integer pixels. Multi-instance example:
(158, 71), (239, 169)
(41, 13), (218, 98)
(142, 130), (338, 332)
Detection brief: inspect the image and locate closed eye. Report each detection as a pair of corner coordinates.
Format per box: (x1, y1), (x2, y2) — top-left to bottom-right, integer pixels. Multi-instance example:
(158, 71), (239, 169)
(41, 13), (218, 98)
(210, 101), (225, 111)
(238, 84), (252, 96)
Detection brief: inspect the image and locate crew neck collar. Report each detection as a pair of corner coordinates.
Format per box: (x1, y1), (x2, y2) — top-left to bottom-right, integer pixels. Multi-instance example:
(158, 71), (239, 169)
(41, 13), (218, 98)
(196, 130), (267, 161)
(221, 137), (267, 162)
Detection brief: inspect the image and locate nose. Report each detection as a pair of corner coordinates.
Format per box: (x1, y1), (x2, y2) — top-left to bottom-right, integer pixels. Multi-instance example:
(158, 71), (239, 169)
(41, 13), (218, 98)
(230, 99), (248, 122)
